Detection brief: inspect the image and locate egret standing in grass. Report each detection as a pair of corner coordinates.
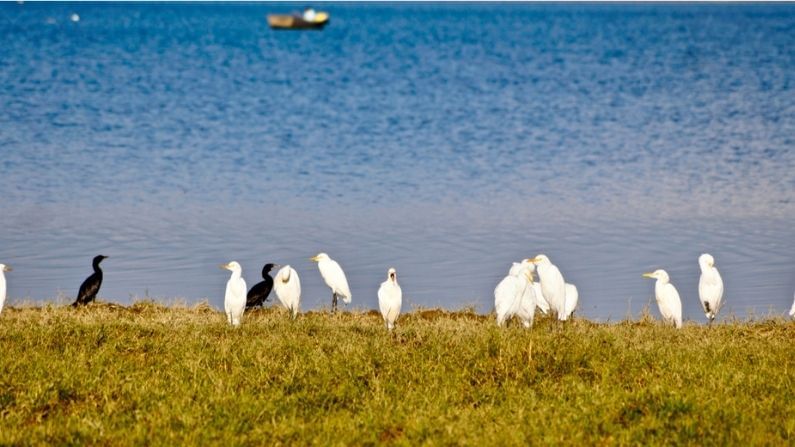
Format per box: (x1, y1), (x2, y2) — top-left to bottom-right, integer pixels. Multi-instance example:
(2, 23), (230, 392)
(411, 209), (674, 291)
(220, 261), (246, 327)
(246, 263), (278, 309)
(273, 265), (301, 319)
(509, 260), (549, 314)
(0, 264), (11, 315)
(310, 252), (351, 312)
(642, 269), (683, 328)
(698, 253), (724, 324)
(72, 255), (108, 307)
(562, 283), (579, 320)
(495, 260), (536, 328)
(529, 254), (567, 320)
(378, 267), (402, 331)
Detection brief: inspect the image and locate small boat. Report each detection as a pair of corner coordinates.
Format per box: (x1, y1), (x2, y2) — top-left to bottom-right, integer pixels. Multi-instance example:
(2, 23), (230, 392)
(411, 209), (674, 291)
(267, 11), (329, 30)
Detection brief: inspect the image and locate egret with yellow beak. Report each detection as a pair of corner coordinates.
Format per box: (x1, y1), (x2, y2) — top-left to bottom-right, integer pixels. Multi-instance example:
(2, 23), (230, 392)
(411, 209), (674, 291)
(495, 260), (536, 328)
(220, 261), (247, 327)
(310, 252), (351, 312)
(528, 254), (567, 320)
(642, 269), (682, 328)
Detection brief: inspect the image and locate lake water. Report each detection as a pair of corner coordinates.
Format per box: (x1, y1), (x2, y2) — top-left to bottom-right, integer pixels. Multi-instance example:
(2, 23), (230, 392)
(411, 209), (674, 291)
(1, 2), (793, 321)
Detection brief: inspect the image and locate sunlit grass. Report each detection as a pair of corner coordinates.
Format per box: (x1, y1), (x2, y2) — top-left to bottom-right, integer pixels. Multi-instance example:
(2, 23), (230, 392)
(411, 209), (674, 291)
(1, 301), (793, 445)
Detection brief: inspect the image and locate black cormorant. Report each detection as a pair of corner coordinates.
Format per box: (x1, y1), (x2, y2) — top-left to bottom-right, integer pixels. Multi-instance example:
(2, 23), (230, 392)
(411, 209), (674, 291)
(246, 263), (278, 309)
(72, 255), (108, 307)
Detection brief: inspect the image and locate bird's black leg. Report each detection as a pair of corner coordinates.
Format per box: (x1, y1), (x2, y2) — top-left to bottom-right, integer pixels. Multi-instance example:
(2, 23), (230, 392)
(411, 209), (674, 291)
(332, 293), (338, 313)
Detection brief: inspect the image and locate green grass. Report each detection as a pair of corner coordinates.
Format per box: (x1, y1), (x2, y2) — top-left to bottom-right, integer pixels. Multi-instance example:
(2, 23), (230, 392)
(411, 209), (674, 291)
(1, 302), (793, 445)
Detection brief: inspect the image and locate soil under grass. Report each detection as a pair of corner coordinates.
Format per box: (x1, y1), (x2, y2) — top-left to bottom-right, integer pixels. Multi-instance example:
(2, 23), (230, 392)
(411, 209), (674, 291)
(0, 302), (793, 445)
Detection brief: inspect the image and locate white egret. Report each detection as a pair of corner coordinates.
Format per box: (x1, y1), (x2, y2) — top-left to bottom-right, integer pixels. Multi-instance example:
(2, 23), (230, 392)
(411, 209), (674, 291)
(698, 253), (724, 323)
(562, 283), (579, 320)
(494, 273), (522, 327)
(515, 270), (537, 328)
(220, 261), (246, 327)
(0, 264), (11, 315)
(495, 261), (536, 328)
(377, 267), (402, 331)
(532, 281), (549, 314)
(642, 269), (683, 329)
(529, 254), (567, 320)
(273, 265), (301, 319)
(310, 252), (351, 312)
(789, 292), (795, 318)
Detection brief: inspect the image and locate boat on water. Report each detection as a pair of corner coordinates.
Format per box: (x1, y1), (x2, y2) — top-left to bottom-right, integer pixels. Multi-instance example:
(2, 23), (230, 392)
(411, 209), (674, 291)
(267, 11), (329, 30)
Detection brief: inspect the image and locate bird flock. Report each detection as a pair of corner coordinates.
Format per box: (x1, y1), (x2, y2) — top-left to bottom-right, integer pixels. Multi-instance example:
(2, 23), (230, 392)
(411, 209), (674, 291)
(0, 252), (793, 330)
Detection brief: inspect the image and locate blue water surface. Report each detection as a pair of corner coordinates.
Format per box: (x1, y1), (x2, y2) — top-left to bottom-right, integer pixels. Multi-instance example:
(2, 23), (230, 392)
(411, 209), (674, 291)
(1, 2), (793, 321)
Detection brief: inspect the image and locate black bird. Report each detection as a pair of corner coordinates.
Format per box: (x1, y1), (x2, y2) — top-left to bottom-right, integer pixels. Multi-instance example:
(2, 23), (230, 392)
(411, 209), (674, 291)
(246, 263), (278, 309)
(72, 255), (108, 307)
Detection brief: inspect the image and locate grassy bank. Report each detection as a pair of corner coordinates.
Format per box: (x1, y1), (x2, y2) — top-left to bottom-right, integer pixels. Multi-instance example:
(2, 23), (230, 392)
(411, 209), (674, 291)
(0, 302), (793, 445)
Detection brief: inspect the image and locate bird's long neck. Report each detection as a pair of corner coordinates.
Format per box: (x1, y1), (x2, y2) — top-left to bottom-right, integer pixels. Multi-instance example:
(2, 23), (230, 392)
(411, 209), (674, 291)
(92, 262), (103, 275)
(230, 269), (241, 281)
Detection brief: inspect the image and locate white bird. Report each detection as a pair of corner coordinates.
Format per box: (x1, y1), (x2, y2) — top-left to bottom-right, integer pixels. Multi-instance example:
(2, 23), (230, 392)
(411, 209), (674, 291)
(273, 265), (301, 319)
(698, 253), (724, 323)
(510, 261), (553, 315)
(220, 261), (246, 327)
(789, 292), (795, 318)
(0, 264), (11, 315)
(562, 283), (579, 320)
(310, 252), (351, 312)
(509, 259), (541, 323)
(532, 281), (549, 314)
(529, 254), (567, 321)
(515, 273), (537, 328)
(377, 267), (402, 331)
(495, 261), (536, 328)
(642, 269), (683, 329)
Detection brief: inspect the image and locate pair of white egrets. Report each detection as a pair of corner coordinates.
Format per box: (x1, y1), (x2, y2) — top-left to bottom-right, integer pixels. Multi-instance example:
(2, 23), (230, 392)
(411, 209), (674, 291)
(220, 252), (403, 330)
(642, 253), (728, 328)
(494, 254), (579, 328)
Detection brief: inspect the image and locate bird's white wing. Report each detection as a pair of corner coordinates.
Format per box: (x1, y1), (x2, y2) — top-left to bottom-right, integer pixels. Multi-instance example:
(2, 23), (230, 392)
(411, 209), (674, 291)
(699, 270), (724, 316)
(659, 283), (682, 327)
(494, 275), (521, 325)
(319, 259), (351, 299)
(563, 283), (578, 318)
(515, 280), (536, 327)
(539, 264), (566, 315)
(287, 268), (301, 314)
(386, 284), (402, 323)
(378, 281), (390, 318)
(533, 283), (549, 314)
(0, 273), (7, 314)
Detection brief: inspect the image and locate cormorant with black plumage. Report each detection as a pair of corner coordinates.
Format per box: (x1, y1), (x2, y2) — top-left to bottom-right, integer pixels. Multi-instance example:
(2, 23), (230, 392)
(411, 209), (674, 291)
(72, 255), (108, 307)
(246, 263), (278, 309)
